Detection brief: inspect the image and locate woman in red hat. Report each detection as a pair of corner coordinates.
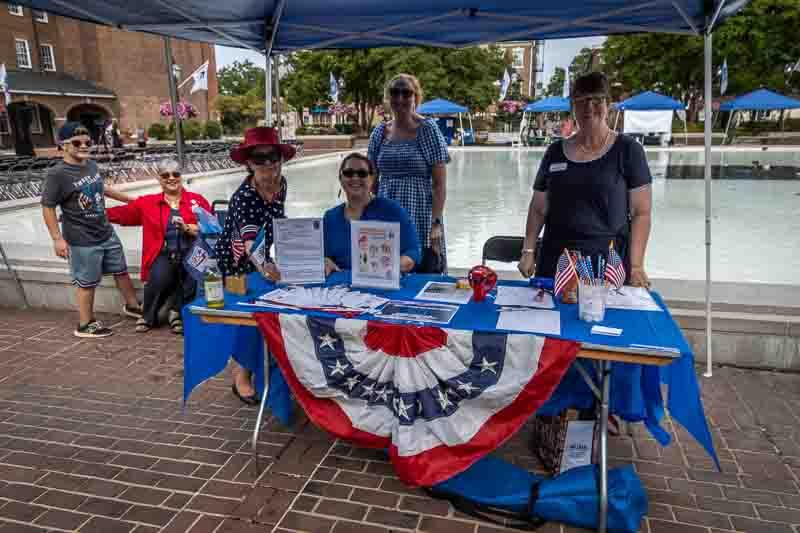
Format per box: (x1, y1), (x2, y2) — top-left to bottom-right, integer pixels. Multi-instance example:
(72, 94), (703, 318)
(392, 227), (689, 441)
(215, 126), (296, 404)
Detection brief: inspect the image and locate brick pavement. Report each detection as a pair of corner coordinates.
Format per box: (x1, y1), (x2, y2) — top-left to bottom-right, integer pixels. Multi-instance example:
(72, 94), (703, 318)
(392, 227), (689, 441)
(0, 308), (797, 532)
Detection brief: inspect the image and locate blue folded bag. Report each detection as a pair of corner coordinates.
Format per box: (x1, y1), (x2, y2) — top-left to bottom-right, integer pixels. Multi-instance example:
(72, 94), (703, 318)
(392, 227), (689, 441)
(427, 456), (647, 532)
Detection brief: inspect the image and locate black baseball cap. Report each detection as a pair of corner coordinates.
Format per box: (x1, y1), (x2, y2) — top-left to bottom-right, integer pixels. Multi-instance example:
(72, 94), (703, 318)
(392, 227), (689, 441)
(58, 121), (90, 142)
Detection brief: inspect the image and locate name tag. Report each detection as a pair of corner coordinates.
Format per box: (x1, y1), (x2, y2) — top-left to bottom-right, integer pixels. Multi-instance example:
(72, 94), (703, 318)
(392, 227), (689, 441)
(549, 162), (568, 172)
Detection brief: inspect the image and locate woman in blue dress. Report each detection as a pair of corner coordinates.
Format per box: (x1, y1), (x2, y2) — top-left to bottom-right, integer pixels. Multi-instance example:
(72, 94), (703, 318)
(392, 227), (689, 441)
(368, 74), (450, 273)
(323, 153), (420, 276)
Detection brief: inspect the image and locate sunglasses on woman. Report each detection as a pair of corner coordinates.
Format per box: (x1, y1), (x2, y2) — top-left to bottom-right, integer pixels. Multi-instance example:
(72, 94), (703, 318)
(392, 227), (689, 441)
(70, 139), (93, 148)
(342, 168), (370, 178)
(249, 151), (282, 165)
(390, 88), (414, 99)
(159, 171), (182, 179)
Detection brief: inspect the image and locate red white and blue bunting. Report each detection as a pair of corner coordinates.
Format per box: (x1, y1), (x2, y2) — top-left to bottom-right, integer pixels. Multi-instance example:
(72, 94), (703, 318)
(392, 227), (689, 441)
(256, 313), (580, 486)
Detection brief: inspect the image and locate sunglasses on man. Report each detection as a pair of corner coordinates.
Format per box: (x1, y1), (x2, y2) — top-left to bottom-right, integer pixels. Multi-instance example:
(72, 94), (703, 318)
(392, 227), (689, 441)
(389, 88), (414, 99)
(573, 94), (607, 107)
(249, 151), (282, 165)
(159, 171), (182, 179)
(341, 168), (370, 178)
(69, 139), (93, 148)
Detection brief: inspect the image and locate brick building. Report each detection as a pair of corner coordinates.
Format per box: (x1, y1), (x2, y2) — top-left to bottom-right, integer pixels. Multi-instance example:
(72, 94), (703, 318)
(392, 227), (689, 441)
(0, 1), (218, 152)
(494, 41), (544, 99)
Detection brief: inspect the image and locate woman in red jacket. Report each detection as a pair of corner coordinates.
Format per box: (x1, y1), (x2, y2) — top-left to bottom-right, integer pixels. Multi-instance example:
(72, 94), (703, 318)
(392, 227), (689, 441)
(107, 159), (211, 333)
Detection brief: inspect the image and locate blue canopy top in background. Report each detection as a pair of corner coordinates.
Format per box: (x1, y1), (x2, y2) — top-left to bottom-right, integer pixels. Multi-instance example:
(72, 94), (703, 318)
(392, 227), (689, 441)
(612, 91), (685, 111)
(719, 88), (800, 111)
(525, 97), (571, 113)
(12, 1), (749, 55)
(417, 98), (468, 115)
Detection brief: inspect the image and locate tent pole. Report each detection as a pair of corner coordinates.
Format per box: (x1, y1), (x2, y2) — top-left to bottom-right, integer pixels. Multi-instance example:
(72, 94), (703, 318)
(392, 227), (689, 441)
(265, 56), (273, 126)
(458, 113), (465, 146)
(275, 55), (282, 140)
(703, 31), (713, 378)
(163, 37), (185, 169)
(722, 110), (734, 145)
(613, 109), (620, 131)
(683, 112), (688, 146)
(469, 112), (474, 132)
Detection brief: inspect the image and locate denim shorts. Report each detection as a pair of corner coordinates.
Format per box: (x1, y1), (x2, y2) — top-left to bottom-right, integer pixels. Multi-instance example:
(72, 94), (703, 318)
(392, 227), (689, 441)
(69, 232), (128, 289)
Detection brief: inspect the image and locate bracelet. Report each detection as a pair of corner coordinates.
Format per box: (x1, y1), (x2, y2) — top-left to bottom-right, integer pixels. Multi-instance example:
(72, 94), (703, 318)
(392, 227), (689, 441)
(521, 249), (535, 255)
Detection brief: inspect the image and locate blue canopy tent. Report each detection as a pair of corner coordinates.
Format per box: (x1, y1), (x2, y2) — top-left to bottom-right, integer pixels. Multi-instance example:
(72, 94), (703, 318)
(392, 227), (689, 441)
(610, 91), (688, 145)
(521, 97), (571, 145)
(525, 97), (571, 113)
(417, 98), (472, 146)
(718, 88), (800, 144)
(10, 1), (752, 531)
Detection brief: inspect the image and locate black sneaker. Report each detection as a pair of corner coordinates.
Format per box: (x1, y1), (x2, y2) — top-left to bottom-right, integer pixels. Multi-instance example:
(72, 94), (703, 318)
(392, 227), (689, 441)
(75, 320), (114, 338)
(122, 303), (143, 319)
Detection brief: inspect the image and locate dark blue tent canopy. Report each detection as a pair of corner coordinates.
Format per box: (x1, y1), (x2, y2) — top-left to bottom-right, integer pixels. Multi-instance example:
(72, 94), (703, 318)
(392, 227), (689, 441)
(719, 88), (800, 111)
(12, 0), (749, 55)
(417, 99), (468, 115)
(525, 97), (571, 113)
(612, 91), (685, 111)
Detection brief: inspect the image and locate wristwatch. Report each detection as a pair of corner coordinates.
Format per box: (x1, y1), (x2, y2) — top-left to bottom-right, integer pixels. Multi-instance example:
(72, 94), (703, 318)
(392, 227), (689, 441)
(432, 217), (443, 225)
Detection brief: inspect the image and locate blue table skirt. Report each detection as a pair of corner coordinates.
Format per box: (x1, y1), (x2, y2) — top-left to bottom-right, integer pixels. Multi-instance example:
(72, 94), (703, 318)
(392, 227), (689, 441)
(183, 271), (718, 467)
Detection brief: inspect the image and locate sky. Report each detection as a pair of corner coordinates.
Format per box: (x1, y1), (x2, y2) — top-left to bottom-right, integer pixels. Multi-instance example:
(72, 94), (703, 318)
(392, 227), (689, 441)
(214, 36), (606, 86)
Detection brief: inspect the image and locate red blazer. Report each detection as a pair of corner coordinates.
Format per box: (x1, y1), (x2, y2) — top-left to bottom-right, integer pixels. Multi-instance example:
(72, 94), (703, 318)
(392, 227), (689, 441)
(107, 190), (211, 281)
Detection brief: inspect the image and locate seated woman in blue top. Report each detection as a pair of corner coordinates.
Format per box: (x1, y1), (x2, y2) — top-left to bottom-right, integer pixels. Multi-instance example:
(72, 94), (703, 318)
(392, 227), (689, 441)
(323, 153), (421, 276)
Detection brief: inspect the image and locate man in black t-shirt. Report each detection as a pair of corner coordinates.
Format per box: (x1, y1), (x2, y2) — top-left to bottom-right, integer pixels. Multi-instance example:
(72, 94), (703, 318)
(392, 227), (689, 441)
(41, 122), (143, 338)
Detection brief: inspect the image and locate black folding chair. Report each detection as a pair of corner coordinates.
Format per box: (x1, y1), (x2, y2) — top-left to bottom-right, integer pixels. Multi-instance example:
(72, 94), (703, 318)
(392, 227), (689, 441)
(482, 236), (524, 265)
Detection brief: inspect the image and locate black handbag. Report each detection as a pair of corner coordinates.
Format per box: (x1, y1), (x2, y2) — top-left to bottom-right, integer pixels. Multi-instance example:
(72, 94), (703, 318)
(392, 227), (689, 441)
(416, 246), (446, 274)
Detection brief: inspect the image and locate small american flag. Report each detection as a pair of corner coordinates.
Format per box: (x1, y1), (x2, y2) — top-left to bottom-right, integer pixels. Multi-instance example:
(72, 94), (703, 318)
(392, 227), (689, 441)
(231, 225), (246, 263)
(554, 249), (577, 296)
(604, 245), (625, 289)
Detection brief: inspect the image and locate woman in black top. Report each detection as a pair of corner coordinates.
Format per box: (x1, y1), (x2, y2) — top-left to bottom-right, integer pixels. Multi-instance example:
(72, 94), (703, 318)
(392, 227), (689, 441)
(518, 72), (653, 288)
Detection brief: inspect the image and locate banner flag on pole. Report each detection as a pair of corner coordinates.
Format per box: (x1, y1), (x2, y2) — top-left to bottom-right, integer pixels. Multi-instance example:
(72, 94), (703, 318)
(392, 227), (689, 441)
(176, 60), (209, 92)
(720, 58), (728, 95)
(0, 64), (10, 110)
(329, 72), (339, 104)
(499, 69), (511, 101)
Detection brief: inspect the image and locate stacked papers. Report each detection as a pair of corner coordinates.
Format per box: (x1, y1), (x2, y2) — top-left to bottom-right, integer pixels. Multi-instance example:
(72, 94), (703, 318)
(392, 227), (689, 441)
(495, 286), (555, 309)
(496, 309), (561, 336)
(606, 286), (661, 312)
(248, 286), (388, 312)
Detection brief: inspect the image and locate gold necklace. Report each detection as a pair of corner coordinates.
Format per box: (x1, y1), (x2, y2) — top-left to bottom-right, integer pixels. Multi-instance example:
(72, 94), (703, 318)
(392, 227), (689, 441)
(165, 194), (180, 209)
(576, 129), (612, 155)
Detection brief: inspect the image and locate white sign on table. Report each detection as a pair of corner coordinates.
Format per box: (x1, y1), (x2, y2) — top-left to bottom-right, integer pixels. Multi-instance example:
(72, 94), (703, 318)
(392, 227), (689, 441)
(273, 218), (325, 285)
(350, 220), (400, 290)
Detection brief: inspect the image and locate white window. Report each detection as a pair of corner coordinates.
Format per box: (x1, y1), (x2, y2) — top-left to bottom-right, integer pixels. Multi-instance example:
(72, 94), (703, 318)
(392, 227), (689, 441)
(34, 10), (48, 22)
(8, 5), (23, 16)
(29, 106), (42, 134)
(15, 39), (31, 69)
(512, 48), (525, 70)
(40, 44), (55, 71)
(0, 112), (9, 135)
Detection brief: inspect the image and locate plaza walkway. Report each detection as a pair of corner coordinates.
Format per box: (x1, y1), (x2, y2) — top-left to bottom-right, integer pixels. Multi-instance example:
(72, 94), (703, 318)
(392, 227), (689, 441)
(0, 308), (797, 532)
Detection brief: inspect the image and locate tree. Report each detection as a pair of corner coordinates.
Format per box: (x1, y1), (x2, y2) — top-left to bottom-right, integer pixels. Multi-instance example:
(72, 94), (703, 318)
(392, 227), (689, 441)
(218, 60), (265, 97)
(601, 0), (800, 121)
(546, 67), (566, 97)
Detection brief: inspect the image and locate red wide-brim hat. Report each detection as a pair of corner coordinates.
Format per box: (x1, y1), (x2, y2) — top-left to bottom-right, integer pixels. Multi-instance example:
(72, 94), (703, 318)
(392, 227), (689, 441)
(230, 127), (296, 165)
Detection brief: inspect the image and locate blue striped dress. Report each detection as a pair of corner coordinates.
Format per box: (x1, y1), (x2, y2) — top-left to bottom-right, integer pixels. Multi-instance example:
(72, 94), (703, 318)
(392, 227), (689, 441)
(368, 118), (450, 268)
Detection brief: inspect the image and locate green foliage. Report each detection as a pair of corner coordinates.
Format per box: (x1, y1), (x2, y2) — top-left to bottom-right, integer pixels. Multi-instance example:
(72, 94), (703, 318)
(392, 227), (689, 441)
(601, 0), (800, 121)
(218, 60), (265, 97)
(204, 121), (223, 139)
(147, 123), (168, 140)
(215, 93), (265, 134)
(334, 123), (355, 135)
(282, 46), (507, 133)
(547, 67), (566, 97)
(181, 120), (204, 141)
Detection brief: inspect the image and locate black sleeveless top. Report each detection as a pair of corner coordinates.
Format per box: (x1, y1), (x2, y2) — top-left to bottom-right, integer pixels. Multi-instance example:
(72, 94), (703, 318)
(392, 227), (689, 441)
(532, 134), (652, 277)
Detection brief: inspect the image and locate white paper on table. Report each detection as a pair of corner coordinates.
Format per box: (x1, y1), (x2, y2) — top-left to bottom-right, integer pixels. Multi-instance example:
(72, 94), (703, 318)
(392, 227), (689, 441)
(374, 301), (459, 324)
(350, 220), (401, 290)
(495, 286), (555, 309)
(606, 286), (662, 312)
(273, 218), (325, 285)
(496, 309), (561, 336)
(414, 281), (473, 304)
(256, 286), (387, 311)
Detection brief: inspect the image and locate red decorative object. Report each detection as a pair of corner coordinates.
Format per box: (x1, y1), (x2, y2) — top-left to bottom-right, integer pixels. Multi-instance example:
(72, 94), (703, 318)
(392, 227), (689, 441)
(468, 265), (498, 302)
